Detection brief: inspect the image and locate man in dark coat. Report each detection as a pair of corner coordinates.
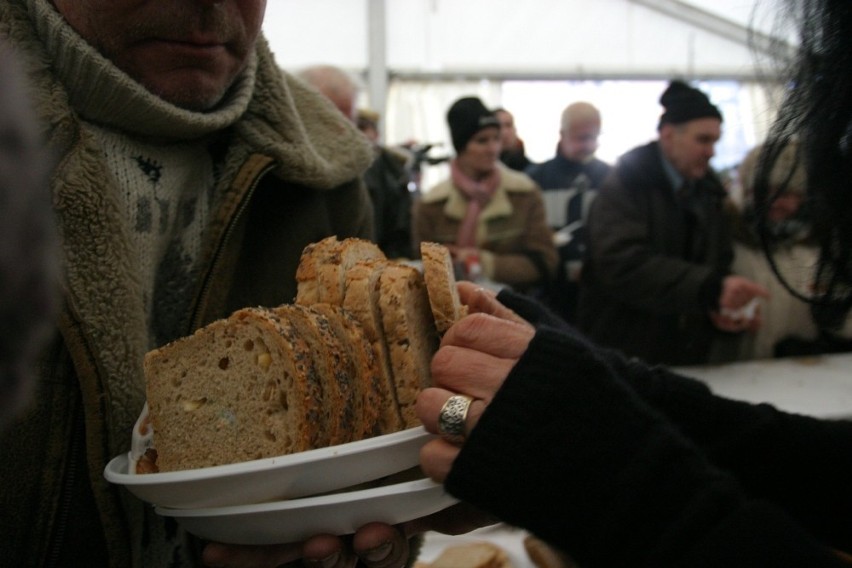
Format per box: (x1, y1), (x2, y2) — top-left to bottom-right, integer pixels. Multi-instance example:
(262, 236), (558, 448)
(526, 101), (612, 322)
(578, 81), (768, 366)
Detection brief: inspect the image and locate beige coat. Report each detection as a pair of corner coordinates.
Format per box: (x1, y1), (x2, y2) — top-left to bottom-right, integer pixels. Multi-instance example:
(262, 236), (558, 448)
(413, 165), (557, 291)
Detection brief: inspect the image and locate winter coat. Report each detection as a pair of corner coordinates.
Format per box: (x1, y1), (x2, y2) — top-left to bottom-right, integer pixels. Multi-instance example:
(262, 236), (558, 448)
(578, 141), (733, 365)
(0, 2), (374, 566)
(412, 165), (557, 291)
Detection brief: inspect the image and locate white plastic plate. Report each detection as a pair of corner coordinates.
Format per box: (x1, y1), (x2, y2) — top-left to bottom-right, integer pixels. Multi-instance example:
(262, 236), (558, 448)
(155, 477), (458, 545)
(104, 426), (435, 509)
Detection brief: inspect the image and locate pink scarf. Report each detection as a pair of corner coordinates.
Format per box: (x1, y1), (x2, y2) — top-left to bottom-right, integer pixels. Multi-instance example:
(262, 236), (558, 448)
(451, 159), (501, 248)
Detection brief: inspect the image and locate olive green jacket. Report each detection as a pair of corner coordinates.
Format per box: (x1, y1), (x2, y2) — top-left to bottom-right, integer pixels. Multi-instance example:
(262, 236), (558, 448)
(0, 2), (374, 566)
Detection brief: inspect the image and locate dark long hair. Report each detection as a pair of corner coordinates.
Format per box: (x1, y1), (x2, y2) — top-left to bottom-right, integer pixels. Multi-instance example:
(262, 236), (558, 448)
(752, 0), (852, 329)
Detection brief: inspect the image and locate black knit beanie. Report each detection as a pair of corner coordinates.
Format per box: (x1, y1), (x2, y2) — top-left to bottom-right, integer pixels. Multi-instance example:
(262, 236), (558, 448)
(447, 96), (500, 153)
(658, 80), (723, 129)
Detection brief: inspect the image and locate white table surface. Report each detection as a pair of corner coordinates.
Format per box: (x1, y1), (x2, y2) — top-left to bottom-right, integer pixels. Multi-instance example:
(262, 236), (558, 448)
(674, 352), (852, 419)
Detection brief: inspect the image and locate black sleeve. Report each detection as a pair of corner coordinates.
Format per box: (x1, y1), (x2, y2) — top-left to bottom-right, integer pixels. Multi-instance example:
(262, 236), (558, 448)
(444, 326), (851, 567)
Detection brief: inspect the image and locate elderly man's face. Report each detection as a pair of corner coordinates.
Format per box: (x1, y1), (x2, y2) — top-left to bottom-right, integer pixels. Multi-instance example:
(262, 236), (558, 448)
(660, 118), (722, 180)
(52, 0), (267, 111)
(559, 119), (601, 163)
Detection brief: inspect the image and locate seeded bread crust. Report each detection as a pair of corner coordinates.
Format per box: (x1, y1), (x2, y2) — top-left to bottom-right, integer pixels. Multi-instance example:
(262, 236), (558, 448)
(421, 241), (468, 334)
(311, 303), (382, 439)
(295, 236), (339, 305)
(316, 237), (386, 306)
(144, 308), (321, 472)
(378, 263), (439, 427)
(342, 259), (405, 434)
(274, 304), (354, 446)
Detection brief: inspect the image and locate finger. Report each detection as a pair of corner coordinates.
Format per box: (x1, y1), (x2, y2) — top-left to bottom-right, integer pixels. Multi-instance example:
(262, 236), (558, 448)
(457, 282), (529, 326)
(430, 345), (516, 399)
(352, 523), (409, 568)
(419, 438), (460, 482)
(302, 534), (356, 568)
(710, 312), (748, 333)
(417, 388), (486, 437)
(201, 542), (302, 568)
(749, 282), (770, 299)
(441, 312), (534, 359)
(400, 503), (499, 538)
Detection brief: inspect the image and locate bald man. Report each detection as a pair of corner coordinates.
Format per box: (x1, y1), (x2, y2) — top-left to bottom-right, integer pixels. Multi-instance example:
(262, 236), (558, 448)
(525, 101), (613, 322)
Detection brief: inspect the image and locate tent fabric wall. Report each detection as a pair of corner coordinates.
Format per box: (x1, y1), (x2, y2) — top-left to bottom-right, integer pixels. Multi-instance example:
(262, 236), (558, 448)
(262, 0), (789, 190)
(264, 0), (786, 78)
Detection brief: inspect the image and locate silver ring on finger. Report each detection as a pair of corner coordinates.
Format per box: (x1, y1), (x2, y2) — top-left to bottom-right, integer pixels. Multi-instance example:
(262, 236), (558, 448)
(437, 394), (474, 445)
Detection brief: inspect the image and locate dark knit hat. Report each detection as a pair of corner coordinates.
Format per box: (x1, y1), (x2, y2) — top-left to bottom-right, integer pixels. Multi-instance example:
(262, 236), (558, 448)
(447, 96), (500, 153)
(658, 80), (723, 129)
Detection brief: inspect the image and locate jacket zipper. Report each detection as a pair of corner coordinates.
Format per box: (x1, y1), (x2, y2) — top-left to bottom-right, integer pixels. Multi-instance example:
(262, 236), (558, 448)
(190, 159), (275, 332)
(44, 403), (84, 568)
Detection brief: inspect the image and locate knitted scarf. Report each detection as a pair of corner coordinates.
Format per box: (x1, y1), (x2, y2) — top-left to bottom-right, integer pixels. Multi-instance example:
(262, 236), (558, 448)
(452, 159), (501, 247)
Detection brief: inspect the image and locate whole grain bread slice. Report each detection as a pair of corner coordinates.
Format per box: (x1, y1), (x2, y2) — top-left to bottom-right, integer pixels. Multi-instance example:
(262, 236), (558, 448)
(295, 235), (339, 305)
(421, 241), (468, 334)
(143, 307), (322, 472)
(310, 303), (382, 439)
(342, 259), (405, 434)
(316, 238), (386, 306)
(273, 304), (354, 446)
(377, 263), (439, 427)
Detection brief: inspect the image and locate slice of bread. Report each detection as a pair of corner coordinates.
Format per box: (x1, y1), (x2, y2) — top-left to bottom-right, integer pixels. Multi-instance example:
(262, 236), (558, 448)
(377, 263), (439, 427)
(310, 303), (382, 439)
(144, 307), (322, 472)
(342, 258), (404, 434)
(295, 236), (339, 305)
(144, 235), (456, 472)
(316, 237), (386, 306)
(421, 241), (468, 334)
(524, 535), (579, 568)
(273, 304), (354, 446)
(428, 542), (512, 568)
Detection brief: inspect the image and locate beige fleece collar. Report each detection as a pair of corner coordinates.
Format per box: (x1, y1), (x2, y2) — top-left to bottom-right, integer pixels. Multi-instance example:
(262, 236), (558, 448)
(424, 164), (538, 221)
(26, 0), (256, 140)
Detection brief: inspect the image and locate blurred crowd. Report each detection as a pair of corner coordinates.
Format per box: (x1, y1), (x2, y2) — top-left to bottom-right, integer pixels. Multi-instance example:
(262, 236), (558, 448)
(2, 1), (851, 566)
(300, 69), (852, 368)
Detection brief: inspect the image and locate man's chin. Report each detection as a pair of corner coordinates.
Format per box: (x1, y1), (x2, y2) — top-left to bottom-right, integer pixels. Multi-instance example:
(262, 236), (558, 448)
(690, 166), (710, 179)
(158, 87), (228, 112)
(145, 76), (233, 112)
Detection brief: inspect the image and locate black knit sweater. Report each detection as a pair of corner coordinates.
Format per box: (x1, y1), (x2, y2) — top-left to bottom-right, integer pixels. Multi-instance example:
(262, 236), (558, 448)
(444, 290), (852, 567)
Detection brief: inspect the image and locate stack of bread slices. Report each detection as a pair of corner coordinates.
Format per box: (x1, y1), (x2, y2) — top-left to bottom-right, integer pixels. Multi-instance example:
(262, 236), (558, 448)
(142, 238), (467, 473)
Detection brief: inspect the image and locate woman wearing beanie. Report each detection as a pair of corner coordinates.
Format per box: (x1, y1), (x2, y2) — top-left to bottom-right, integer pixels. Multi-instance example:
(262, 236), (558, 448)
(412, 96), (557, 292)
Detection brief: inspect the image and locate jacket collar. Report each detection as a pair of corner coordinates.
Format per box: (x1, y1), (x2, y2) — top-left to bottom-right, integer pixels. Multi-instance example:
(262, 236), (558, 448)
(425, 163), (537, 221)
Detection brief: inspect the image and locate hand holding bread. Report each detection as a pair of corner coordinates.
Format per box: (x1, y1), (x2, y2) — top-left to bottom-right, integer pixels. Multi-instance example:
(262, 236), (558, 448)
(417, 283), (535, 483)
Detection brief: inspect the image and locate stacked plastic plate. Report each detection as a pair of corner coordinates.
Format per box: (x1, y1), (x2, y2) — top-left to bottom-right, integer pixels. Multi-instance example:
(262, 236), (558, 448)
(104, 413), (456, 545)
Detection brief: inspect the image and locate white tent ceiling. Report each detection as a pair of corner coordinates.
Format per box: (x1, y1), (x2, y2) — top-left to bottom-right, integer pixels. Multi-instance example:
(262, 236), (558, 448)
(261, 0), (790, 178)
(262, 0), (790, 80)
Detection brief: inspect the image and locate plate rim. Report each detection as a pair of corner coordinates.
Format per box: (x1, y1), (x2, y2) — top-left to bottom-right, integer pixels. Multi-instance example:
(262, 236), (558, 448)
(104, 425), (431, 485)
(155, 477), (452, 517)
